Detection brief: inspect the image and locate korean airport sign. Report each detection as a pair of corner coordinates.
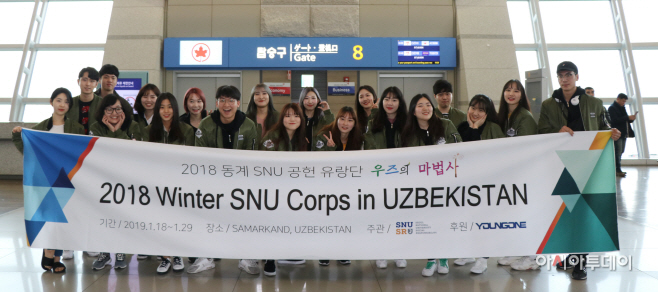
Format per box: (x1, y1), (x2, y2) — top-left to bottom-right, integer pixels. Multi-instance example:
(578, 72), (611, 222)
(163, 37), (456, 70)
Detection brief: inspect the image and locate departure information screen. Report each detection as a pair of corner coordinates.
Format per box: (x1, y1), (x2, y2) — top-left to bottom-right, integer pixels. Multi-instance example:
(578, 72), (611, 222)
(397, 40), (440, 65)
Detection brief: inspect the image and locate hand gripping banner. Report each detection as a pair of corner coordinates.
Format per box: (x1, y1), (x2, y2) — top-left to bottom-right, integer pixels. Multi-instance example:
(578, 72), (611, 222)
(21, 129), (619, 259)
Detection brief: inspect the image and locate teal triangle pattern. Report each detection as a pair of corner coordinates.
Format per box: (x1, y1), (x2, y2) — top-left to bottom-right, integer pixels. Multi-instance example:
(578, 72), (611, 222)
(552, 168), (581, 196)
(23, 186), (51, 220)
(556, 150), (602, 193)
(583, 140), (616, 194)
(30, 189), (68, 223)
(560, 194), (581, 212)
(581, 193), (619, 250)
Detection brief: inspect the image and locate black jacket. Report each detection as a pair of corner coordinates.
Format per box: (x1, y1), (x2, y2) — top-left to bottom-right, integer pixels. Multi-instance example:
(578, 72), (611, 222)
(608, 101), (634, 138)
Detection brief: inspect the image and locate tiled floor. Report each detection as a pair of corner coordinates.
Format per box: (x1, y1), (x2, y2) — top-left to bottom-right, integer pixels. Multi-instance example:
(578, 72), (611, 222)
(0, 167), (657, 291)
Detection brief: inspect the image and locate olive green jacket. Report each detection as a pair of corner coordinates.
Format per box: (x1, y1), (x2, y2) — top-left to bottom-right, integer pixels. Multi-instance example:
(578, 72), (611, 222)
(253, 110), (280, 147)
(404, 118), (462, 146)
(480, 121), (506, 140)
(66, 94), (102, 124)
(133, 114), (152, 141)
(195, 115), (258, 150)
(89, 120), (142, 140)
(145, 122), (195, 146)
(434, 107), (467, 130)
(12, 117), (85, 154)
(307, 109), (335, 138)
(259, 130), (302, 151)
(538, 93), (611, 134)
(363, 120), (401, 150)
(502, 107), (537, 137)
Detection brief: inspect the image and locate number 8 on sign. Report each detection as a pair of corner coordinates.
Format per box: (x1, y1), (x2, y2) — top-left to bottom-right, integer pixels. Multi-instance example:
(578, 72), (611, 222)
(353, 45), (363, 60)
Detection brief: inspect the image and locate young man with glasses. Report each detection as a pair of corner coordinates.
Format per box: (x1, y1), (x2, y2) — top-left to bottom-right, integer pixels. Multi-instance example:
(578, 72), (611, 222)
(538, 61), (621, 280)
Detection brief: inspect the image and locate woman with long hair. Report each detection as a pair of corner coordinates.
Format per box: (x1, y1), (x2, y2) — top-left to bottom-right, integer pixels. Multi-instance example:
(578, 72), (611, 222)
(314, 106), (363, 152)
(298, 87), (334, 150)
(179, 87), (208, 132)
(453, 94), (504, 275)
(11, 88), (85, 274)
(246, 84), (279, 145)
(355, 85), (378, 133)
(133, 83), (161, 138)
(399, 93), (461, 277)
(496, 79), (537, 137)
(364, 86), (407, 150)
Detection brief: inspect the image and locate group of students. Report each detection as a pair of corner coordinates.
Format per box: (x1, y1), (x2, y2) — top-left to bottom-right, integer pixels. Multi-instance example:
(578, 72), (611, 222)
(12, 61), (620, 281)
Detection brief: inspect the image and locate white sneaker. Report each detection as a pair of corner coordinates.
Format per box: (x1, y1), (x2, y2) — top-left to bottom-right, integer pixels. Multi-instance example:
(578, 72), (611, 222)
(395, 259), (407, 268)
(376, 260), (387, 269)
(62, 250), (74, 260)
(437, 259), (449, 274)
(454, 258), (476, 266)
(187, 258), (215, 274)
(172, 256), (184, 271)
(136, 254), (149, 260)
(422, 260), (437, 276)
(470, 258), (488, 274)
(238, 259), (260, 275)
(497, 256), (518, 266)
(157, 258), (171, 274)
(277, 260), (306, 265)
(511, 256), (540, 271)
(86, 251), (100, 257)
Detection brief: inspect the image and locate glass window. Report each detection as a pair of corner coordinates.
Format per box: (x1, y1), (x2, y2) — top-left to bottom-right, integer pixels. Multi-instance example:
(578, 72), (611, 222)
(507, 1), (535, 44)
(623, 0), (658, 43)
(27, 51), (105, 98)
(515, 50), (539, 81)
(22, 104), (53, 123)
(0, 105), (11, 122)
(604, 102), (639, 159)
(540, 1), (617, 43)
(643, 104), (658, 158)
(39, 1), (113, 44)
(632, 50), (658, 97)
(547, 50), (625, 98)
(0, 51), (24, 97)
(0, 2), (34, 44)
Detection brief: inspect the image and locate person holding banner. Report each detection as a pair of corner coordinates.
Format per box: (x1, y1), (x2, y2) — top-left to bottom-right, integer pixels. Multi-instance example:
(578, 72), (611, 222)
(299, 87), (334, 151)
(88, 94), (142, 270)
(133, 84), (161, 139)
(314, 106), (363, 152)
(538, 61), (621, 280)
(456, 94), (505, 142)
(398, 93), (460, 276)
(355, 85), (378, 133)
(364, 86), (407, 150)
(494, 80), (540, 270)
(179, 87), (209, 133)
(67, 67), (102, 135)
(259, 103), (308, 275)
(246, 83), (279, 145)
(12, 87), (84, 273)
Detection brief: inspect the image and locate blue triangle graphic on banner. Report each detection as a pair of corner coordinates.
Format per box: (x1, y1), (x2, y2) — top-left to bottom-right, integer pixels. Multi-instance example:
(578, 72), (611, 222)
(25, 220), (46, 246)
(52, 168), (74, 189)
(22, 136), (51, 187)
(31, 189), (68, 223)
(52, 187), (75, 209)
(23, 186), (51, 220)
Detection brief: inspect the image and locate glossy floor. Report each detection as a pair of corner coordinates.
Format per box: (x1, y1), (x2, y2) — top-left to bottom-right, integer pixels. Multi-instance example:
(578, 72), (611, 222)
(0, 166), (657, 292)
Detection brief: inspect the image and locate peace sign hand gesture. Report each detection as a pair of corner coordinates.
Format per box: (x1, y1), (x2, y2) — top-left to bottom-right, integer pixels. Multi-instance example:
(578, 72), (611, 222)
(323, 132), (335, 147)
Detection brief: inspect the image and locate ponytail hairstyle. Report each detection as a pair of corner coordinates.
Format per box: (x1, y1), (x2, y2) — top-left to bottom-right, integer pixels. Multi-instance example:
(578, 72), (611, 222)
(298, 87), (325, 119)
(401, 93), (445, 147)
(355, 85), (378, 132)
(246, 84), (277, 133)
(371, 86), (406, 133)
(50, 87), (73, 111)
(497, 79), (530, 130)
(149, 92), (184, 143)
(267, 103), (307, 151)
(319, 106), (363, 151)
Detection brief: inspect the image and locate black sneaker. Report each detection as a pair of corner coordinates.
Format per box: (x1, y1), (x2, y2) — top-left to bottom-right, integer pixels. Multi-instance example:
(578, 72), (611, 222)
(339, 260), (351, 265)
(264, 260), (276, 276)
(556, 255), (575, 270)
(571, 256), (587, 280)
(319, 260), (330, 266)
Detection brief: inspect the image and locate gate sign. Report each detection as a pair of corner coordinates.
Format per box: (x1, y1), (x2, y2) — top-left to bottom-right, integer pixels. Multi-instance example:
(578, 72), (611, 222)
(164, 38), (457, 70)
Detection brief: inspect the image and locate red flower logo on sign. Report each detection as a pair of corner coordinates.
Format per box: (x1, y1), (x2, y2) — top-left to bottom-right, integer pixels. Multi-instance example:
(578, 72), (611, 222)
(192, 43), (210, 62)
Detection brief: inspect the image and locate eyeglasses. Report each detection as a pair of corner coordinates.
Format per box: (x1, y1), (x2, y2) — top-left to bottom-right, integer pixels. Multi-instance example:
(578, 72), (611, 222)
(104, 107), (122, 114)
(218, 98), (237, 104)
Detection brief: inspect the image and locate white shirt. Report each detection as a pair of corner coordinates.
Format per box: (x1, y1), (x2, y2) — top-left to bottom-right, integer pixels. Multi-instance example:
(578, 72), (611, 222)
(146, 114), (153, 125)
(50, 124), (64, 133)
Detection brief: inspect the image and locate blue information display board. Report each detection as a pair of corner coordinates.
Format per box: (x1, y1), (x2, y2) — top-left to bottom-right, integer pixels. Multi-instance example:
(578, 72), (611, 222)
(164, 37), (456, 70)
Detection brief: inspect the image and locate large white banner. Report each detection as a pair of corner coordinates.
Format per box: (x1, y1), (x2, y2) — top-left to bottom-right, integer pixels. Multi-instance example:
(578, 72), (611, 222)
(21, 129), (619, 259)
